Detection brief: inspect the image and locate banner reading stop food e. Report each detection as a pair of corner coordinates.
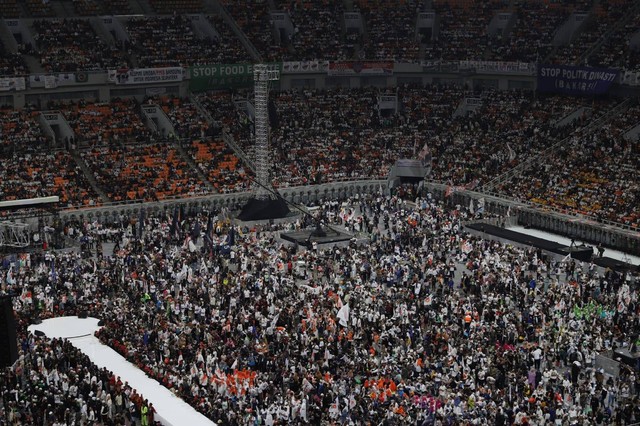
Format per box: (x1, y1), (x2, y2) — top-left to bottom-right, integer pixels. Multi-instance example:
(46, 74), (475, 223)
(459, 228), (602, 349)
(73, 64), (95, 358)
(189, 63), (282, 91)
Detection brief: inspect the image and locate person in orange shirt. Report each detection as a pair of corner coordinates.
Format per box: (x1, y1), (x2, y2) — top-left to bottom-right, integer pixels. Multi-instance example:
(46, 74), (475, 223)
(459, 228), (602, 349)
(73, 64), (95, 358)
(464, 312), (472, 332)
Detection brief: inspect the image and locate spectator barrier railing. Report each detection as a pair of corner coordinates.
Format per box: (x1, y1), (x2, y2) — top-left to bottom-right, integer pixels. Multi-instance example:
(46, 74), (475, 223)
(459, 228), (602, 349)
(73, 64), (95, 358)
(55, 177), (387, 219)
(3, 176), (638, 255)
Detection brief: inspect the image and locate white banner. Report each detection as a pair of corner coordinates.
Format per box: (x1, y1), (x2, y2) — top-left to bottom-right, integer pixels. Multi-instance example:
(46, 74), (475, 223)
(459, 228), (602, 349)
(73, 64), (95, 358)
(145, 87), (167, 96)
(458, 60), (535, 75)
(108, 67), (184, 85)
(44, 75), (57, 89)
(282, 60), (328, 73)
(0, 76), (26, 91)
(29, 73), (76, 88)
(328, 61), (394, 76)
(378, 95), (397, 110)
(621, 70), (640, 86)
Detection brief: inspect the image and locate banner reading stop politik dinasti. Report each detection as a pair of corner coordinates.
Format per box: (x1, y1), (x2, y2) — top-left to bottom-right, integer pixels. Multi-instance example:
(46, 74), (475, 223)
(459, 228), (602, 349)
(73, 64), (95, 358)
(189, 63), (282, 91)
(537, 64), (618, 95)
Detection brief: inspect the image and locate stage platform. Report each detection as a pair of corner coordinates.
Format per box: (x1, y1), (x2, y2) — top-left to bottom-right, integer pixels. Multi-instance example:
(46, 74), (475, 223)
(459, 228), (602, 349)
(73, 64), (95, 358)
(596, 256), (638, 272)
(465, 223), (637, 272)
(465, 223), (565, 252)
(280, 227), (353, 247)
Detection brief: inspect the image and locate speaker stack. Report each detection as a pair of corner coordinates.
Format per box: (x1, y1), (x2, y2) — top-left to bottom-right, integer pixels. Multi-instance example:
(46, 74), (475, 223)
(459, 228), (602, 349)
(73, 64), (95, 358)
(0, 297), (18, 368)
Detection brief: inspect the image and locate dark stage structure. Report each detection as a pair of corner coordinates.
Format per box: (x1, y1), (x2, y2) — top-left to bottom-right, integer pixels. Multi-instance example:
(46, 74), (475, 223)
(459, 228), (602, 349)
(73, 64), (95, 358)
(280, 227), (353, 247)
(465, 223), (636, 272)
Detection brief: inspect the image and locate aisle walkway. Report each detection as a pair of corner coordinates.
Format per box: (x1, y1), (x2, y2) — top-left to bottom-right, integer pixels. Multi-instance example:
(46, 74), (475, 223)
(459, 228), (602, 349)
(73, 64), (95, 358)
(28, 316), (215, 426)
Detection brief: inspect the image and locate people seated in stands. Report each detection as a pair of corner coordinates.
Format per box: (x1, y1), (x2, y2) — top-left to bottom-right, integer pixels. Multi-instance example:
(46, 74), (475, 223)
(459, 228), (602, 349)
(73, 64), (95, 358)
(125, 14), (251, 68)
(220, 0), (289, 61)
(32, 19), (127, 72)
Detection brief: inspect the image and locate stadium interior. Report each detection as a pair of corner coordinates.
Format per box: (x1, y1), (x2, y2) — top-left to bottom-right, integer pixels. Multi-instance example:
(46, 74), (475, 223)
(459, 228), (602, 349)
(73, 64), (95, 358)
(0, 0), (639, 425)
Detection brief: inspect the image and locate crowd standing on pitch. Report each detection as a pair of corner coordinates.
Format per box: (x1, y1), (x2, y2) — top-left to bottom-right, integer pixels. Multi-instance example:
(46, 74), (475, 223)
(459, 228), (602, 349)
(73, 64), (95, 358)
(0, 193), (638, 425)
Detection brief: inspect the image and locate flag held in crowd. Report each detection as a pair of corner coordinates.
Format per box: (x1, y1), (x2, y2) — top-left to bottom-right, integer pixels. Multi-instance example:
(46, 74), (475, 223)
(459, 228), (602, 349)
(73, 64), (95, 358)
(191, 220), (201, 243)
(477, 197), (485, 214)
(337, 303), (350, 327)
(138, 208), (145, 239)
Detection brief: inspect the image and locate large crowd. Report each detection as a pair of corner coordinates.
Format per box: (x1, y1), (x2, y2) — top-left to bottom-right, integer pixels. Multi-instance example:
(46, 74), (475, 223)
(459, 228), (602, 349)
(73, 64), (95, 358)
(52, 98), (155, 147)
(278, 0), (354, 61)
(32, 19), (127, 72)
(0, 1), (20, 19)
(0, 84), (637, 227)
(153, 96), (210, 141)
(500, 102), (640, 226)
(550, 0), (633, 66)
(0, 335), (159, 425)
(358, 0), (422, 61)
(125, 15), (251, 68)
(187, 139), (252, 194)
(197, 86), (599, 189)
(125, 15), (213, 68)
(0, 0), (638, 72)
(587, 12), (640, 71)
(0, 106), (102, 208)
(0, 96), (254, 206)
(0, 107), (51, 155)
(0, 149), (101, 208)
(0, 41), (28, 77)
(0, 2), (638, 425)
(25, 0), (55, 18)
(70, 0), (133, 16)
(206, 13), (254, 65)
(80, 142), (208, 203)
(487, 0), (576, 63)
(220, 0), (289, 62)
(0, 195), (638, 425)
(0, 247), (159, 425)
(149, 0), (203, 15)
(427, 0), (498, 62)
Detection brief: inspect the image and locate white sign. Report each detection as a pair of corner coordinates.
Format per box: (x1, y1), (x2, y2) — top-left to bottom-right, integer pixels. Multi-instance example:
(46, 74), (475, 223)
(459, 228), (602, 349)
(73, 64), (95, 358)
(0, 77), (26, 91)
(44, 75), (57, 89)
(282, 61), (328, 73)
(108, 67), (184, 85)
(29, 73), (76, 88)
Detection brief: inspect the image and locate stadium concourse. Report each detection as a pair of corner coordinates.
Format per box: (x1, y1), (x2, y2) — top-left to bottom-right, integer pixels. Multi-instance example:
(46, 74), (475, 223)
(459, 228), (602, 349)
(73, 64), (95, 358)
(1, 0), (640, 425)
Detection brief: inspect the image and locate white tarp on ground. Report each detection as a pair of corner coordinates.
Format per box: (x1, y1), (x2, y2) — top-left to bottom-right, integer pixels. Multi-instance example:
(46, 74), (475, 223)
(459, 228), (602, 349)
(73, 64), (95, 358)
(28, 317), (215, 426)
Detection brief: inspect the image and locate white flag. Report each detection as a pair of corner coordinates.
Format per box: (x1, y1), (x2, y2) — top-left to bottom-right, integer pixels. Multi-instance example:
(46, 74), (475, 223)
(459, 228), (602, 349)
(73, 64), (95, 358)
(507, 142), (516, 161)
(337, 304), (350, 327)
(477, 198), (485, 214)
(265, 411), (274, 426)
(300, 398), (308, 421)
(329, 397), (339, 418)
